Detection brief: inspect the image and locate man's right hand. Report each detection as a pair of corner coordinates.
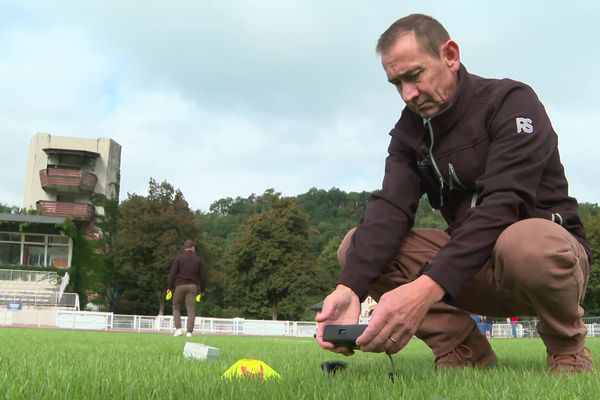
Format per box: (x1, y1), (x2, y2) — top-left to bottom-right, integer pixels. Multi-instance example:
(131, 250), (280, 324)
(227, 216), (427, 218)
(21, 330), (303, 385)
(315, 284), (361, 356)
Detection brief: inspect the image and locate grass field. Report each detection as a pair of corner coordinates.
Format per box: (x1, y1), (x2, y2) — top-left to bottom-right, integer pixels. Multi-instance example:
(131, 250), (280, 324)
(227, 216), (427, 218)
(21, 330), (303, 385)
(1, 328), (599, 400)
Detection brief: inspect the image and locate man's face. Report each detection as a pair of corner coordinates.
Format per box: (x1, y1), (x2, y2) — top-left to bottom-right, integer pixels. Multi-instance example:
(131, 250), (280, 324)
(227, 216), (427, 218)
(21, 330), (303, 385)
(381, 31), (458, 118)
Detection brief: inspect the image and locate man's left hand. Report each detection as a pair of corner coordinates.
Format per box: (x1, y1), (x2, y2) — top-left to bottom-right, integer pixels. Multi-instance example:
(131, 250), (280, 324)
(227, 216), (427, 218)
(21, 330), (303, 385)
(355, 275), (445, 353)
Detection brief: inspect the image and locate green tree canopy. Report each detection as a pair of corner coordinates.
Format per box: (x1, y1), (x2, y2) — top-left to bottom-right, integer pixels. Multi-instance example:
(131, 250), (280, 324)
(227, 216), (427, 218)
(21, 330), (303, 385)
(111, 178), (201, 315)
(579, 203), (600, 315)
(225, 194), (328, 320)
(0, 203), (19, 213)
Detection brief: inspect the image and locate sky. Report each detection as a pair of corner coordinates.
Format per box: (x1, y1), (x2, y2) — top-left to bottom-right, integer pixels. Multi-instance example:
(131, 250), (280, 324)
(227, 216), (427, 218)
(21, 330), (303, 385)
(1, 0), (599, 212)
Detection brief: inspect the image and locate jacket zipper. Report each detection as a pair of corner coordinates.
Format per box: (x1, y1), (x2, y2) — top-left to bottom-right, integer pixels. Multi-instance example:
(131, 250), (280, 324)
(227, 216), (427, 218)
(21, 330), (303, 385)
(424, 118), (446, 207)
(448, 163), (466, 190)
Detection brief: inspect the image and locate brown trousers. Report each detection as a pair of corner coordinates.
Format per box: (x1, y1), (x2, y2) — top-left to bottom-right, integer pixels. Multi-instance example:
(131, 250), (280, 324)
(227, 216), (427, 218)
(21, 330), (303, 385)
(173, 284), (198, 333)
(338, 218), (590, 356)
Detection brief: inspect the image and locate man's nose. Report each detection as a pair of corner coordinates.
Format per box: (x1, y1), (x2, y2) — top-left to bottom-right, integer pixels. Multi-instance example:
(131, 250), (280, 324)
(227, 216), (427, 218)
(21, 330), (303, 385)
(400, 82), (419, 103)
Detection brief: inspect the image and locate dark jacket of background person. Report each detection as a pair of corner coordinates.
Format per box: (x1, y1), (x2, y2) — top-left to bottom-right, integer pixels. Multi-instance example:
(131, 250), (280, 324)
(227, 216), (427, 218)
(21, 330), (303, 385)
(167, 251), (206, 294)
(339, 64), (590, 301)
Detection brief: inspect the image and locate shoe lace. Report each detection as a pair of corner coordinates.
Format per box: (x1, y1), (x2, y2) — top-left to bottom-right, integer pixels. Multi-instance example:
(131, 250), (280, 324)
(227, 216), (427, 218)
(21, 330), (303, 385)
(441, 344), (474, 365)
(549, 350), (590, 367)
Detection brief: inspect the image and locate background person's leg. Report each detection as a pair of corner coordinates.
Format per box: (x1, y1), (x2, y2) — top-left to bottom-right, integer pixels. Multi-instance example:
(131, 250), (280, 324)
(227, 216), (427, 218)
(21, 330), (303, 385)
(172, 286), (185, 330)
(184, 285), (198, 333)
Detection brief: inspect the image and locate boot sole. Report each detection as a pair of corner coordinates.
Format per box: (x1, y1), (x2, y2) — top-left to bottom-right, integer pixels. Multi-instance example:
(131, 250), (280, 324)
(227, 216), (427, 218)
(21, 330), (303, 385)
(476, 350), (498, 369)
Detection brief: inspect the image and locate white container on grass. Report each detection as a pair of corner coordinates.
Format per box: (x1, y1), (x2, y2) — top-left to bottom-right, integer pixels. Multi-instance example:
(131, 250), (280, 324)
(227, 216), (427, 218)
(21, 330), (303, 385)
(183, 342), (220, 360)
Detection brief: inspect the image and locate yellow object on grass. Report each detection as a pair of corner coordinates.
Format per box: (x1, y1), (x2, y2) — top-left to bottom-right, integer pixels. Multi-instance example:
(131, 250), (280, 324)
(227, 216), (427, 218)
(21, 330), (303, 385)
(165, 290), (172, 301)
(222, 359), (281, 380)
(196, 293), (202, 303)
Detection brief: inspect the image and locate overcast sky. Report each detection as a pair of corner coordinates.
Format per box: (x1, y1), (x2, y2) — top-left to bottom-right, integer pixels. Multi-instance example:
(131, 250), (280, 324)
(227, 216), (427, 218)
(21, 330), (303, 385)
(1, 1), (599, 212)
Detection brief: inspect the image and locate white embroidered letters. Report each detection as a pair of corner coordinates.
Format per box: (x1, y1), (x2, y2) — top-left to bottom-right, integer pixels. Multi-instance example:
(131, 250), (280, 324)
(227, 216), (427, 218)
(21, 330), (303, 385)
(515, 117), (533, 134)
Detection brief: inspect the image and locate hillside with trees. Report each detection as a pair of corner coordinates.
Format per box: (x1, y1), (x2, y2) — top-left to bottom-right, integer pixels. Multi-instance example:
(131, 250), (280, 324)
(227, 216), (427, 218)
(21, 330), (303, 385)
(4, 186), (600, 320)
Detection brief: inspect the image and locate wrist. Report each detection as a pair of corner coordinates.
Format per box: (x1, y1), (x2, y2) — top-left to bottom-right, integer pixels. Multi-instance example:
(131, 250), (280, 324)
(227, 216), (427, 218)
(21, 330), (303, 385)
(417, 275), (445, 304)
(335, 284), (357, 298)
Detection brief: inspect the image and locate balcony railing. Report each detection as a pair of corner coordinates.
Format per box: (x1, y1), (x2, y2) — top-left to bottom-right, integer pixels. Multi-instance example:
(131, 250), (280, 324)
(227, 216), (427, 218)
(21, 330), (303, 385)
(36, 201), (95, 222)
(39, 168), (98, 193)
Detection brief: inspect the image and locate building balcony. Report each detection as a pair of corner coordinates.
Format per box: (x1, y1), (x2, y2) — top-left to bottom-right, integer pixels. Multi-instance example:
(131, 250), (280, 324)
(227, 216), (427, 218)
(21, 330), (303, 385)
(39, 168), (98, 193)
(36, 201), (95, 222)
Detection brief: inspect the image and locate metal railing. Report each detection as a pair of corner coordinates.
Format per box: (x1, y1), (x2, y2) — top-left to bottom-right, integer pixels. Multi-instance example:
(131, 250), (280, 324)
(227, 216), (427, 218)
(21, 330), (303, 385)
(491, 317), (600, 338)
(0, 291), (79, 309)
(0, 270), (77, 311)
(39, 167), (98, 193)
(108, 314), (317, 337)
(0, 269), (58, 284)
(36, 201), (95, 222)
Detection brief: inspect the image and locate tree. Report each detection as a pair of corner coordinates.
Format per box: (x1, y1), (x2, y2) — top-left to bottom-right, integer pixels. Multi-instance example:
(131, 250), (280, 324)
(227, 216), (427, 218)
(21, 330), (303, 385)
(579, 203), (600, 315)
(197, 188), (448, 320)
(296, 187), (370, 258)
(76, 180), (121, 311)
(0, 203), (19, 213)
(318, 234), (346, 289)
(225, 195), (328, 320)
(414, 195), (447, 228)
(111, 179), (201, 315)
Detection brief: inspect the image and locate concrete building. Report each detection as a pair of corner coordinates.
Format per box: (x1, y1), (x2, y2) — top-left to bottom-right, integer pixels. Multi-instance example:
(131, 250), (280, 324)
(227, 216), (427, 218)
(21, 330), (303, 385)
(0, 133), (116, 312)
(22, 133), (121, 222)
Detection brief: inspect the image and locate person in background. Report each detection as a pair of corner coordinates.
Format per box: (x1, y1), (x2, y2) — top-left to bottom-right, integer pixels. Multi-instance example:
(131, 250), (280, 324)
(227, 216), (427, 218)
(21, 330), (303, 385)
(166, 239), (206, 337)
(471, 314), (484, 336)
(480, 316), (493, 339)
(510, 316), (520, 338)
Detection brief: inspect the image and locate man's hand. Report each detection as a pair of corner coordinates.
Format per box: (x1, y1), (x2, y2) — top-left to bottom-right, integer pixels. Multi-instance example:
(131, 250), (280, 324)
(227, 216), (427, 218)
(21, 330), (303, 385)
(165, 289), (173, 301)
(196, 293), (202, 303)
(315, 284), (362, 356)
(356, 275), (445, 354)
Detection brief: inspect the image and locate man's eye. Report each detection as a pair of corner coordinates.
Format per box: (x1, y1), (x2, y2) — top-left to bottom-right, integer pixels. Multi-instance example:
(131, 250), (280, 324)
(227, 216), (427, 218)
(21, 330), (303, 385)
(406, 72), (421, 82)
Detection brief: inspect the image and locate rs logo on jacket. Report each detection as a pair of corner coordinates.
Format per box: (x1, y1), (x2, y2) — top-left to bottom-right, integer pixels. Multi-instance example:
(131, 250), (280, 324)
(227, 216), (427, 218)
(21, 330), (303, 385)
(515, 117), (534, 134)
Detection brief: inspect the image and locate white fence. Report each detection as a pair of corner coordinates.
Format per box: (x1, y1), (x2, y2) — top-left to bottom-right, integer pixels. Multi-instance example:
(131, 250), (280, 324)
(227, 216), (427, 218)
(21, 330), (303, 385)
(2, 309), (600, 340)
(0, 309), (318, 337)
(489, 317), (600, 338)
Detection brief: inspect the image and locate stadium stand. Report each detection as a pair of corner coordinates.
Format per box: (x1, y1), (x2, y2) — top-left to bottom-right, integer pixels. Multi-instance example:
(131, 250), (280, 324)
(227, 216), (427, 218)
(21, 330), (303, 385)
(0, 269), (79, 310)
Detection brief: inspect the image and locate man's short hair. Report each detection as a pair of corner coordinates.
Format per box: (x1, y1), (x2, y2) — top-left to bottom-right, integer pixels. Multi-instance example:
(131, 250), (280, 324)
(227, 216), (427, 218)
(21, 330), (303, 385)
(183, 240), (195, 250)
(376, 14), (450, 58)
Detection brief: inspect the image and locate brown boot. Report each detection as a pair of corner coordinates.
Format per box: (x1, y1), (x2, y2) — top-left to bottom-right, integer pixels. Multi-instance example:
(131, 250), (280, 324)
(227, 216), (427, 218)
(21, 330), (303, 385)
(435, 326), (497, 370)
(547, 348), (593, 374)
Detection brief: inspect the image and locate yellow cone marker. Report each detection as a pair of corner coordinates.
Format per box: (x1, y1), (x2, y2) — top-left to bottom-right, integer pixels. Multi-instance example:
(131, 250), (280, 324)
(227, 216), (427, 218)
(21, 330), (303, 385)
(222, 359), (281, 380)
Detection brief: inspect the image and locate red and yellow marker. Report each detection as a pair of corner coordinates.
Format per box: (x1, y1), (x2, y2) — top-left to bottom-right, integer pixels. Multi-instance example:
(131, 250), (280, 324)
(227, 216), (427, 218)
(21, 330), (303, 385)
(222, 359), (281, 380)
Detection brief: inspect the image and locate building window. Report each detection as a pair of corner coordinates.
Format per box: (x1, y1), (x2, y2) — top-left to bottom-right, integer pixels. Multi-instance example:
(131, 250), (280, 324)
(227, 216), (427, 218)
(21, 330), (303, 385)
(48, 236), (69, 245)
(24, 234), (45, 243)
(23, 244), (45, 266)
(47, 245), (69, 268)
(0, 233), (21, 242)
(0, 231), (72, 268)
(56, 195), (76, 203)
(0, 243), (21, 264)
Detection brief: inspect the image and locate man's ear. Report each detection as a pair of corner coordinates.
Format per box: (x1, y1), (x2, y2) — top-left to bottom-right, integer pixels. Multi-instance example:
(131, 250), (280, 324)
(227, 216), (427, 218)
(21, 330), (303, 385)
(441, 40), (460, 72)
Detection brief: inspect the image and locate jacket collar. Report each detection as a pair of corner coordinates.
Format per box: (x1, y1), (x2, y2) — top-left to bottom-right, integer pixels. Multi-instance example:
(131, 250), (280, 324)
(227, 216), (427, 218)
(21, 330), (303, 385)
(428, 63), (473, 131)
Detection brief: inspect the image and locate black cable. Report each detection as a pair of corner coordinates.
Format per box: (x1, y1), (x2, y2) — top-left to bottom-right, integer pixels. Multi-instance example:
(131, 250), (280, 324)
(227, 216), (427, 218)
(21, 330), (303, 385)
(386, 352), (397, 382)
